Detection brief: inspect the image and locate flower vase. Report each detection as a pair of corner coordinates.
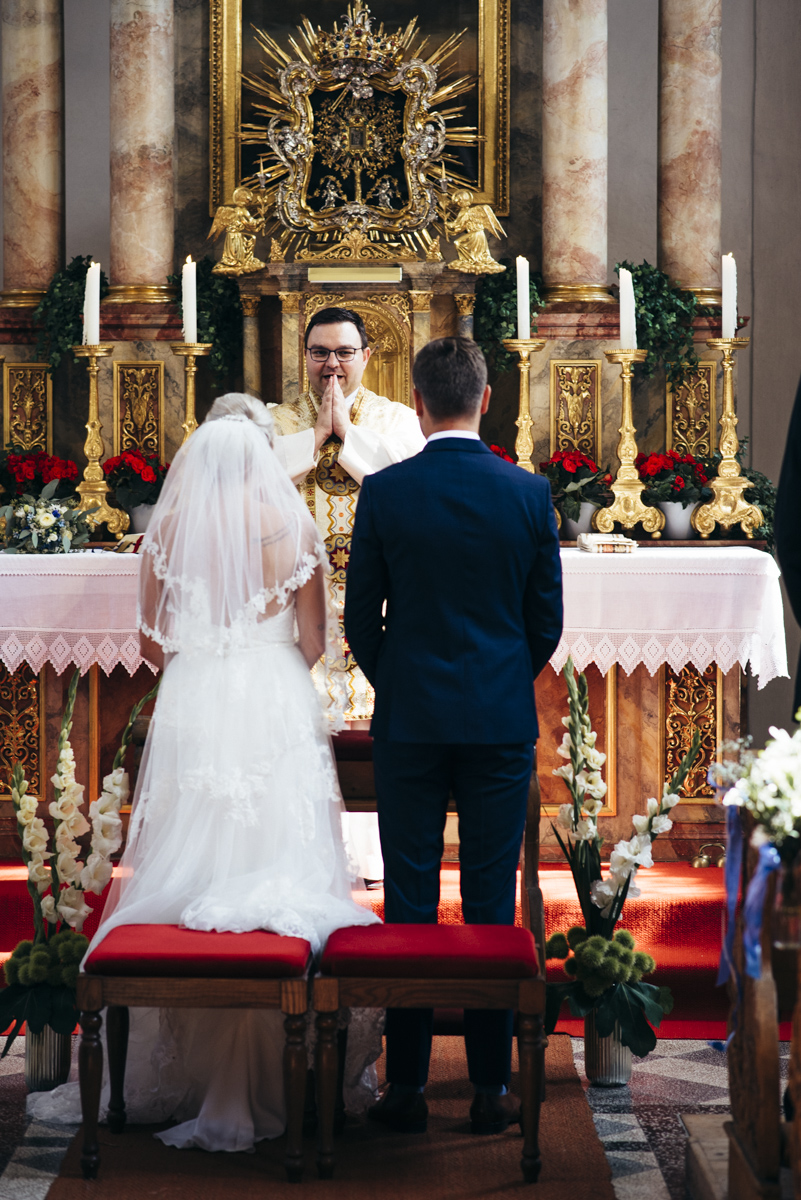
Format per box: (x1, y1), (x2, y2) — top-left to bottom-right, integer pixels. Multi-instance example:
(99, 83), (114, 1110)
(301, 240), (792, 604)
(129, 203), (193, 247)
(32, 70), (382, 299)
(583, 1011), (632, 1086)
(659, 501), (696, 541)
(25, 1025), (71, 1092)
(129, 503), (155, 534)
(563, 501), (597, 540)
(773, 857), (801, 950)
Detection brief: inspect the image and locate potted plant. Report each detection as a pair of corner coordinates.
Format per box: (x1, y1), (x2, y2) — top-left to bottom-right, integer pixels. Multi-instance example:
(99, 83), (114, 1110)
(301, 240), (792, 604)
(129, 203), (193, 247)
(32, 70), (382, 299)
(0, 671), (159, 1089)
(545, 658), (700, 1083)
(634, 449), (713, 540)
(0, 450), (79, 502)
(1, 478), (97, 554)
(103, 449), (169, 532)
(539, 451), (613, 538)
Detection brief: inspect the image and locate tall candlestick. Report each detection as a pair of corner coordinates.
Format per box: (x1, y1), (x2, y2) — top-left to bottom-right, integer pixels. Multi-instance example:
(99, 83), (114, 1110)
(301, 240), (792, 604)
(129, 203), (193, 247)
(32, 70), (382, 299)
(722, 253), (737, 340)
(619, 268), (637, 349)
(516, 257), (530, 340)
(83, 262), (100, 345)
(182, 256), (197, 344)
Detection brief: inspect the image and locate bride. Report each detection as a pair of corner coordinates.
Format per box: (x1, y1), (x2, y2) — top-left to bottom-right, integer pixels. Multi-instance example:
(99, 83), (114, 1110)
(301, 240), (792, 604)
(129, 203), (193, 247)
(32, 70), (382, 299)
(29, 394), (380, 1151)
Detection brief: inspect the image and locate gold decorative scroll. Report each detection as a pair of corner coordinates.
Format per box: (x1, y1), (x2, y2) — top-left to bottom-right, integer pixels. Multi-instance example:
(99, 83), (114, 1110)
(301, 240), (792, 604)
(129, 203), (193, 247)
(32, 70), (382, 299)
(666, 362), (716, 457)
(300, 294), (411, 406)
(0, 664), (44, 798)
(660, 663), (722, 801)
(3, 363), (52, 453)
(112, 362), (165, 459)
(549, 360), (602, 461)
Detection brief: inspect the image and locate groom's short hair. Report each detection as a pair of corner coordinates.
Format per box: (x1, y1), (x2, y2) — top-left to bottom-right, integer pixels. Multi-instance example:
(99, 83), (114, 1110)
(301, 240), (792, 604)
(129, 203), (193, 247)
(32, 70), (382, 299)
(412, 337), (488, 419)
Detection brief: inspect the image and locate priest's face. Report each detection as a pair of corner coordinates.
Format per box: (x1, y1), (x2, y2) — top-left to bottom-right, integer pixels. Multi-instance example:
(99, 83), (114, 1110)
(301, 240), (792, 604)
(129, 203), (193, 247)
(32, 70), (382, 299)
(305, 321), (371, 398)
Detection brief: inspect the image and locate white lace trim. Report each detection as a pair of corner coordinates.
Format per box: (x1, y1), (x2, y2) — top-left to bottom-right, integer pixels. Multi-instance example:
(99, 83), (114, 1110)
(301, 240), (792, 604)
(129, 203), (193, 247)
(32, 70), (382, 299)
(0, 629), (154, 677)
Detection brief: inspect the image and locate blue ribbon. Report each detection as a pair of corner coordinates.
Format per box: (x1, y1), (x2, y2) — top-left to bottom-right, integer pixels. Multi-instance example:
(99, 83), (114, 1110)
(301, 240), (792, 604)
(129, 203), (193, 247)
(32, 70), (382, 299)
(742, 842), (782, 979)
(716, 803), (743, 986)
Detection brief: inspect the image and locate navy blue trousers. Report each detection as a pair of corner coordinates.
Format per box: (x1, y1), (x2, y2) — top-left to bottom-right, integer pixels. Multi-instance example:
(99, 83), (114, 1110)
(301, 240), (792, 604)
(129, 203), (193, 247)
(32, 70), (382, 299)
(371, 741), (534, 1089)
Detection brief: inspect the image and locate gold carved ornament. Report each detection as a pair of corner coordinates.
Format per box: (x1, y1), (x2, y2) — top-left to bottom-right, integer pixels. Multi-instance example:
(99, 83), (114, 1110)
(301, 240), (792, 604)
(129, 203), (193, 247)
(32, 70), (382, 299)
(662, 664), (721, 801)
(667, 362), (715, 458)
(3, 364), (52, 454)
(208, 1), (505, 269)
(112, 362), (165, 459)
(549, 361), (602, 462)
(0, 664), (43, 798)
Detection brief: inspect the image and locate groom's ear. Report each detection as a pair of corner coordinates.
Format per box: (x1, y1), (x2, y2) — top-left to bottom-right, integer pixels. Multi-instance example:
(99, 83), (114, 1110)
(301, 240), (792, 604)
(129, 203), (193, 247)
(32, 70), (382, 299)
(413, 388), (426, 419)
(480, 384), (491, 415)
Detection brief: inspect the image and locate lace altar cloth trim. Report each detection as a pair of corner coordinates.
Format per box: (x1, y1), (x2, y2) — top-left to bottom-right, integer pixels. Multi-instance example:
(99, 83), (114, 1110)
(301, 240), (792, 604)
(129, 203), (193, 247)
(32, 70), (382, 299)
(0, 553), (152, 676)
(551, 547), (788, 688)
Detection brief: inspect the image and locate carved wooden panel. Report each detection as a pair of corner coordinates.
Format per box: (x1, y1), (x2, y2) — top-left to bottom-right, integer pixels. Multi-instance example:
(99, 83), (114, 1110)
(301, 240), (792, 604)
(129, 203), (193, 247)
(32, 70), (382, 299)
(666, 362), (716, 458)
(112, 362), (165, 459)
(0, 664), (44, 798)
(661, 663), (722, 800)
(549, 360), (602, 462)
(2, 363), (52, 453)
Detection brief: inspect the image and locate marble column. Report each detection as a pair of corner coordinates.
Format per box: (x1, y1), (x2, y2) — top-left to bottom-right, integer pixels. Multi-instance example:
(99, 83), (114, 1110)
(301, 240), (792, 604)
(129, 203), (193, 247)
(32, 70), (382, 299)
(1, 0), (64, 297)
(658, 0), (722, 301)
(542, 0), (610, 303)
(279, 292), (301, 397)
(109, 0), (174, 291)
(409, 291), (433, 357)
(241, 296), (262, 398)
(454, 294), (475, 339)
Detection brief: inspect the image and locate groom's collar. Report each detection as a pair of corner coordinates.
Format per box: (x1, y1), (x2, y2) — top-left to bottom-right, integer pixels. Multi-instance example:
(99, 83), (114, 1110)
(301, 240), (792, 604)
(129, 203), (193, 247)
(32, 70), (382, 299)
(426, 429), (481, 443)
(422, 435), (491, 454)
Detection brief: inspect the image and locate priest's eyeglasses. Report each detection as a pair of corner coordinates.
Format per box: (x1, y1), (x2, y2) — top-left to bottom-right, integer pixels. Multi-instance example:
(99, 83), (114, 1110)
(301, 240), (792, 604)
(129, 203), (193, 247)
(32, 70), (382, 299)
(306, 346), (364, 362)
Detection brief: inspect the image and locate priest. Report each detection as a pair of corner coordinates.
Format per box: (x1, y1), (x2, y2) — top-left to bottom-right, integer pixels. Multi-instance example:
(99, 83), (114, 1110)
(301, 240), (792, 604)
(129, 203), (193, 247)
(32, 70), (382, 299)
(272, 306), (425, 723)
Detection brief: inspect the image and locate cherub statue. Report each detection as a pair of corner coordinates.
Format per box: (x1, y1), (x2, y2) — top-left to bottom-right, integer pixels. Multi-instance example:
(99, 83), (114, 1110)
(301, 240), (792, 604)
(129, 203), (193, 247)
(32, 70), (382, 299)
(443, 189), (506, 275)
(368, 174), (399, 210)
(314, 175), (347, 211)
(208, 188), (267, 276)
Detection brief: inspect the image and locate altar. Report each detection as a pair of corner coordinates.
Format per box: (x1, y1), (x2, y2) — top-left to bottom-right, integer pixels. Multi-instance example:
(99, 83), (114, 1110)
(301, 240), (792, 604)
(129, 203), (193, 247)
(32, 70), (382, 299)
(0, 546), (786, 865)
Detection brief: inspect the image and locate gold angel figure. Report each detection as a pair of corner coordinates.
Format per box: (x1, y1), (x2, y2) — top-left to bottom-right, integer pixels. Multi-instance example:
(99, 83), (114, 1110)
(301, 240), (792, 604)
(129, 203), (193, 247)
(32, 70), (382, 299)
(208, 188), (267, 276)
(444, 189), (506, 275)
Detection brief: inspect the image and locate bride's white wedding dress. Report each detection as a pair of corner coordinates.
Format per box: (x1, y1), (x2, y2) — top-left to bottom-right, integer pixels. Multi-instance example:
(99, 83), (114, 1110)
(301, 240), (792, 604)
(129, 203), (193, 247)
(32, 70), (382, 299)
(28, 401), (381, 1150)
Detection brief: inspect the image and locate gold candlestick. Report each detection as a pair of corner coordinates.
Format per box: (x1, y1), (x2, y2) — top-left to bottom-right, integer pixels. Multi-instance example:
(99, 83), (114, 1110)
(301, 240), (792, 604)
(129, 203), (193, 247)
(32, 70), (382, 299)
(595, 349), (664, 537)
(171, 343), (213, 443)
(72, 344), (129, 538)
(501, 338), (547, 472)
(693, 337), (761, 538)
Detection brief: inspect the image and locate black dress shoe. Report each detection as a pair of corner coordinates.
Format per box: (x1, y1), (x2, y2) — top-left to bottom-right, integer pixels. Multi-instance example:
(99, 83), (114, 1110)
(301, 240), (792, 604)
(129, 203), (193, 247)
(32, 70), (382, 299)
(469, 1091), (521, 1135)
(368, 1085), (428, 1133)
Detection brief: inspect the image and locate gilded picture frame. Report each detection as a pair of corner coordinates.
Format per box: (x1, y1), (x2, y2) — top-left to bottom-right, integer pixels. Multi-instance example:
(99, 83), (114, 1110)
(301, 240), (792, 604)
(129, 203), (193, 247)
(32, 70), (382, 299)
(209, 0), (510, 218)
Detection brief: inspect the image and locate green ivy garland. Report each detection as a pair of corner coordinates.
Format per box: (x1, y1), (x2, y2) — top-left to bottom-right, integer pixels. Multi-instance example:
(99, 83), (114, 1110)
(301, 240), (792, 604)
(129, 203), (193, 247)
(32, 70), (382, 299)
(473, 260), (545, 374)
(33, 256), (110, 371)
(167, 256), (243, 383)
(614, 260), (702, 387)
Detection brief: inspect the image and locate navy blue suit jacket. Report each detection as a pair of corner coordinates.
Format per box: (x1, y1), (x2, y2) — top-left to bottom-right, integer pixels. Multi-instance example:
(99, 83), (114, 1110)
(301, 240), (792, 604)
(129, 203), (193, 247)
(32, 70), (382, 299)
(344, 437), (564, 743)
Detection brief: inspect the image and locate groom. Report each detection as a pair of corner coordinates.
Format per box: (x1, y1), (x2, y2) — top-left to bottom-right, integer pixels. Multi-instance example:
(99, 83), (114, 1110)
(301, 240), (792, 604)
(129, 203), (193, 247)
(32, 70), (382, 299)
(344, 337), (563, 1134)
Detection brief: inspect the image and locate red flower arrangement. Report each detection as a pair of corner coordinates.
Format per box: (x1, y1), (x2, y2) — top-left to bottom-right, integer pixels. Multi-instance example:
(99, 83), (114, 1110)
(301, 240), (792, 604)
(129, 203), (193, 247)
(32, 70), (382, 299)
(103, 449), (169, 509)
(634, 450), (712, 508)
(539, 450), (614, 523)
(0, 451), (79, 500)
(490, 444), (515, 463)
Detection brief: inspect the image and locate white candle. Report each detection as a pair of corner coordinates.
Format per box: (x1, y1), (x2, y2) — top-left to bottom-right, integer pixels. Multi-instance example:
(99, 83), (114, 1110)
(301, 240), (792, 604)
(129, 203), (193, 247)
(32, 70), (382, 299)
(619, 268), (637, 349)
(83, 261), (100, 345)
(516, 256), (530, 340)
(722, 253), (737, 339)
(182, 255), (197, 344)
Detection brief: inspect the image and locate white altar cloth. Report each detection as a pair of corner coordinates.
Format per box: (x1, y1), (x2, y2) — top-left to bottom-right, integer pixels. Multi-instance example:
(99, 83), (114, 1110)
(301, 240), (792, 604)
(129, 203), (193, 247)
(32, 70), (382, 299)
(0, 546), (788, 686)
(553, 546), (787, 688)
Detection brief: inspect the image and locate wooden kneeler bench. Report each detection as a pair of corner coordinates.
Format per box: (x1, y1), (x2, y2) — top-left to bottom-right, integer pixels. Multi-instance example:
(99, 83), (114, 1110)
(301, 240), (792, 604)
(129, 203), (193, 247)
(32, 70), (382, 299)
(313, 924), (545, 1184)
(77, 925), (313, 1183)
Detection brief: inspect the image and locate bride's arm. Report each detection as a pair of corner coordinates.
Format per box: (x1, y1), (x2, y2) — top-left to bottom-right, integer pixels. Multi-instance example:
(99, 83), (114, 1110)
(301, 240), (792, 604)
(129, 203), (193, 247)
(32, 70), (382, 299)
(295, 564), (327, 668)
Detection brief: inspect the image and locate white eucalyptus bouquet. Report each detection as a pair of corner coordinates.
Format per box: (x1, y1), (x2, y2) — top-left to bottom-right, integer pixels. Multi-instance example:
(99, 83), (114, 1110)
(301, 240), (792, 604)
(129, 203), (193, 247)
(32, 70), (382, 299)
(0, 669), (160, 1054)
(1, 477), (96, 554)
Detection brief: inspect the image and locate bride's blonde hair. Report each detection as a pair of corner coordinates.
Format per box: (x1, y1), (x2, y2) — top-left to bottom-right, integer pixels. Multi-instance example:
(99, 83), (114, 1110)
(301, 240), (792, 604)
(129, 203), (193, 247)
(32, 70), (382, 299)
(205, 393), (274, 445)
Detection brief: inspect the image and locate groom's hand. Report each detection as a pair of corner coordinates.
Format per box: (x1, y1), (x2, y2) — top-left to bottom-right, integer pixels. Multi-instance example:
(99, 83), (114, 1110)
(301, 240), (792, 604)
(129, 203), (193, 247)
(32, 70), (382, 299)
(314, 381), (334, 453)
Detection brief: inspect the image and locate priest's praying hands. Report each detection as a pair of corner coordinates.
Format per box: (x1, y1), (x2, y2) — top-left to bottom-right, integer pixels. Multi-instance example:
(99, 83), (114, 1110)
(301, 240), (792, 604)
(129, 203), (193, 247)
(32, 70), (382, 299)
(313, 372), (353, 453)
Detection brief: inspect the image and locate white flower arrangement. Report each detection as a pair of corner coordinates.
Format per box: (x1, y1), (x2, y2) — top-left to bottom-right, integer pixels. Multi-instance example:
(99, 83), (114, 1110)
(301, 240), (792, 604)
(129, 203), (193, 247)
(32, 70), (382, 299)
(1, 478), (96, 554)
(712, 726), (801, 851)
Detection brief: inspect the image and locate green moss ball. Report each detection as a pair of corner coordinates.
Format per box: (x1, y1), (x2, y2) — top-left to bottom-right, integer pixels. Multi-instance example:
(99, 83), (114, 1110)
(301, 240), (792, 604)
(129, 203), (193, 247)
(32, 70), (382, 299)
(566, 926), (588, 950)
(614, 928), (635, 949)
(546, 932), (570, 960)
(634, 952), (655, 975)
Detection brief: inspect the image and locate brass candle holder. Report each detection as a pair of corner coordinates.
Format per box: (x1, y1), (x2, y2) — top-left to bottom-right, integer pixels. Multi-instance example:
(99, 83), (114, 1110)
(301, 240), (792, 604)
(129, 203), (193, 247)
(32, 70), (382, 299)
(693, 337), (761, 538)
(501, 338), (547, 472)
(72, 344), (130, 538)
(171, 343), (212, 443)
(595, 349), (664, 537)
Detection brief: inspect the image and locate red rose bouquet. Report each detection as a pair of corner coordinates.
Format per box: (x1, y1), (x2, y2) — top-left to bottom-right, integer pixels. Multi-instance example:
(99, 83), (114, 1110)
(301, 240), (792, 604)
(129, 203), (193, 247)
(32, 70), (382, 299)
(103, 450), (169, 509)
(538, 450), (614, 522)
(0, 450), (79, 501)
(634, 450), (712, 509)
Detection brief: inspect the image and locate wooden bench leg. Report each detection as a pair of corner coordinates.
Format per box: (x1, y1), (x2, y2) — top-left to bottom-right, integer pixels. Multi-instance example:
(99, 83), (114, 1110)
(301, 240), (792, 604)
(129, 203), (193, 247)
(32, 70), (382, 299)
(283, 1012), (307, 1184)
(106, 1005), (129, 1134)
(518, 1011), (543, 1184)
(79, 1009), (103, 1180)
(315, 1010), (339, 1180)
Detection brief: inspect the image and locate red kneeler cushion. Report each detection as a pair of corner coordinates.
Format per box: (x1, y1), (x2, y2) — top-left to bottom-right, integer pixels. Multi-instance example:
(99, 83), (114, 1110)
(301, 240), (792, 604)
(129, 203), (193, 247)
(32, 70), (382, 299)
(84, 925), (311, 979)
(322, 924), (539, 979)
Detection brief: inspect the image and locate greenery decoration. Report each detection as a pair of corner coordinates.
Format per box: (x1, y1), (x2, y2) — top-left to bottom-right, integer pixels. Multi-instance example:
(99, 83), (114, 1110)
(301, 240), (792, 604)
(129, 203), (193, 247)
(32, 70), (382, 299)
(539, 451), (613, 522)
(167, 256), (243, 382)
(33, 256), (110, 371)
(614, 260), (699, 387)
(474, 260), (544, 374)
(701, 438), (777, 552)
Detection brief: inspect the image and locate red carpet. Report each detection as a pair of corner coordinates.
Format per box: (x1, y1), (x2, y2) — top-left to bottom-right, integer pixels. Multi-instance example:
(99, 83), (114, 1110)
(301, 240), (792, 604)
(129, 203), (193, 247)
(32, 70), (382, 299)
(2, 860), (737, 1036)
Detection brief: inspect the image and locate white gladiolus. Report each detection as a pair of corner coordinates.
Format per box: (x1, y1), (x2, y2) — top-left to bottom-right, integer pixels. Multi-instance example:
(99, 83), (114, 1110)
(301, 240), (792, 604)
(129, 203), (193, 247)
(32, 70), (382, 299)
(80, 852), (113, 895)
(575, 818), (597, 842)
(584, 771), (607, 799)
(56, 885), (92, 931)
(16, 794), (39, 825)
(102, 768), (129, 807)
(651, 814), (673, 835)
(56, 849), (83, 884)
(91, 810), (123, 857)
(28, 852), (52, 894)
(60, 806), (90, 839)
(22, 817), (49, 855)
(583, 795), (604, 817)
(582, 745), (607, 771)
(55, 821), (79, 853)
(553, 763), (574, 783)
(631, 813), (649, 834)
(557, 803), (575, 831)
(40, 894), (57, 924)
(646, 796), (660, 817)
